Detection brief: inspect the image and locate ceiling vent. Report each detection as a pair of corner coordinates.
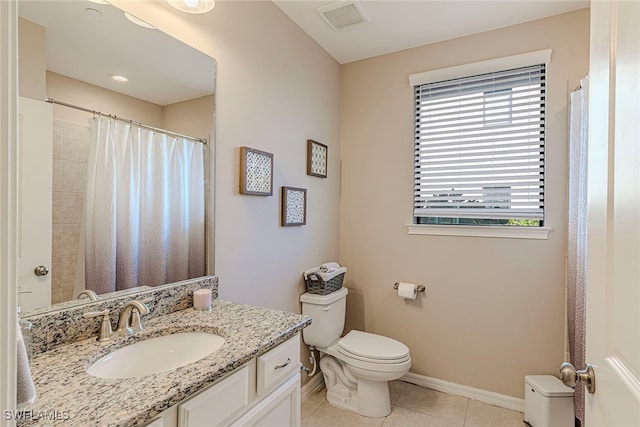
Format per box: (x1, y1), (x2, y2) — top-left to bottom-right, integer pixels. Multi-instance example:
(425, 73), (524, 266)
(316, 1), (371, 31)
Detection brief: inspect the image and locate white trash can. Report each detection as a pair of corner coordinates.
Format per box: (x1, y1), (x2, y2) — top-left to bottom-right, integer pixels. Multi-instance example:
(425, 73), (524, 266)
(524, 375), (574, 426)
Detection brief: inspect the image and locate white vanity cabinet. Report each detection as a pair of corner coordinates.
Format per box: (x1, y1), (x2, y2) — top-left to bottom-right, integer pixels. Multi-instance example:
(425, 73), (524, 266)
(147, 334), (301, 427)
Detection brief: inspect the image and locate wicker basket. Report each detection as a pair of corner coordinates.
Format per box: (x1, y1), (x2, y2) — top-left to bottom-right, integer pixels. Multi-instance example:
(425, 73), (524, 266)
(304, 267), (346, 295)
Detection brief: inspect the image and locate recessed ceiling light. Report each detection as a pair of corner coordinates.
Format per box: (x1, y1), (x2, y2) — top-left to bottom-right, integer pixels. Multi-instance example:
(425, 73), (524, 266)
(167, 0), (215, 14)
(109, 74), (128, 83)
(124, 12), (156, 29)
(88, 0), (109, 4)
(84, 8), (103, 18)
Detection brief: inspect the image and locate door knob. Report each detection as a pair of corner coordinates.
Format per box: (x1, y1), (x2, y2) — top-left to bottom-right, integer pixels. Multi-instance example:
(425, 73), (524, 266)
(560, 362), (596, 394)
(34, 265), (49, 276)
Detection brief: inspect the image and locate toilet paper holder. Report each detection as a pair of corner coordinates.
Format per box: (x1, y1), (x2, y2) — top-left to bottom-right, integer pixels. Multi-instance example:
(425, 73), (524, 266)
(393, 282), (425, 293)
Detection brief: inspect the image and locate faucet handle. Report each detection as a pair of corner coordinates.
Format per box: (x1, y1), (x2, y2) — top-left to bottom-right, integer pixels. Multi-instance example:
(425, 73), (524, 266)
(83, 309), (113, 342)
(129, 303), (149, 333)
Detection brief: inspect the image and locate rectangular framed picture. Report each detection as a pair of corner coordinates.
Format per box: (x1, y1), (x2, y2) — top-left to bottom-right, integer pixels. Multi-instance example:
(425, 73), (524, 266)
(239, 146), (273, 196)
(307, 139), (328, 178)
(281, 186), (307, 226)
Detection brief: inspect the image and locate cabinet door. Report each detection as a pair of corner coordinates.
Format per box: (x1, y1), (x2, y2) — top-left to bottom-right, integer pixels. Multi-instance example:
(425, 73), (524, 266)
(145, 418), (165, 427)
(178, 365), (250, 427)
(231, 373), (300, 427)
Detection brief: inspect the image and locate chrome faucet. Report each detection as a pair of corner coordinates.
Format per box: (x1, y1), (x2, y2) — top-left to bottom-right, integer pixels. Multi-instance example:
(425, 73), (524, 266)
(77, 290), (98, 301)
(83, 300), (150, 342)
(115, 300), (150, 337)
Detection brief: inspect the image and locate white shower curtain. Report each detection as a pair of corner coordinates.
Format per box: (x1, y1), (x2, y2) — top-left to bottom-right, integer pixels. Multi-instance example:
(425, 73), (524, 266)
(85, 117), (205, 294)
(568, 76), (589, 425)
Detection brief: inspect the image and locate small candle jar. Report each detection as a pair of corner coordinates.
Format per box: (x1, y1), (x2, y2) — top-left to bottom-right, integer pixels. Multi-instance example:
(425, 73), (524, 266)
(193, 289), (212, 311)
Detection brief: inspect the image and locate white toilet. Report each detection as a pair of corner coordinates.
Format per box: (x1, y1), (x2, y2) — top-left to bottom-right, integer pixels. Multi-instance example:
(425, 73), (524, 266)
(300, 287), (411, 417)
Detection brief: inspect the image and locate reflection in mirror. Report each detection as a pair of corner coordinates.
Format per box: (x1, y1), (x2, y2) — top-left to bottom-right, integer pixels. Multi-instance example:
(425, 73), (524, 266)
(18, 0), (216, 313)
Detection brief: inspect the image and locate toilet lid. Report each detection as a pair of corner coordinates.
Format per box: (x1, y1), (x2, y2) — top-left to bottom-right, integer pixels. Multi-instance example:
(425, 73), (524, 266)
(337, 330), (409, 362)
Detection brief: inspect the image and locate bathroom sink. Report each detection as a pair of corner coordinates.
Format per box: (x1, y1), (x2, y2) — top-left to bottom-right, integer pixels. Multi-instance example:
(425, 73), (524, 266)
(87, 332), (225, 379)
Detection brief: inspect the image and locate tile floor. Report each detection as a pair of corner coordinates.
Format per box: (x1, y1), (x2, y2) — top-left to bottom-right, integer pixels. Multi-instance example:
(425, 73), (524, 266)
(302, 381), (526, 427)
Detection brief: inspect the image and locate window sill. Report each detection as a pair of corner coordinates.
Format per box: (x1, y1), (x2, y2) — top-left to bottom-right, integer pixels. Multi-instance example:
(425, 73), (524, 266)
(406, 224), (551, 240)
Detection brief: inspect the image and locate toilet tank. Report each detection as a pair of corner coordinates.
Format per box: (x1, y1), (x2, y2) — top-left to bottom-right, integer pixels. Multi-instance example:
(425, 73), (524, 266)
(300, 287), (348, 348)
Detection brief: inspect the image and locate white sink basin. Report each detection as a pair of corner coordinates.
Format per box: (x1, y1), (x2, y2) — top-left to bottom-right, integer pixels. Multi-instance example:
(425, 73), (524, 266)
(87, 332), (225, 379)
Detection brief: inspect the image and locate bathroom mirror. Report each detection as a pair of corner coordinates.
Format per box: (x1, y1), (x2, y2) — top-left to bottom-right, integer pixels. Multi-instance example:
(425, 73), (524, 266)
(18, 0), (216, 313)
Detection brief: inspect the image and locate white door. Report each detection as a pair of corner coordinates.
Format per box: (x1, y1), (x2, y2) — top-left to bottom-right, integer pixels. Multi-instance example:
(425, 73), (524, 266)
(17, 97), (53, 311)
(582, 1), (640, 425)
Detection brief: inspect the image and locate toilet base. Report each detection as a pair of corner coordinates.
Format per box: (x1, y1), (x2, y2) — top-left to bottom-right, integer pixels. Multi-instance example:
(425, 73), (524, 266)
(320, 355), (393, 418)
(323, 375), (392, 418)
(357, 378), (391, 417)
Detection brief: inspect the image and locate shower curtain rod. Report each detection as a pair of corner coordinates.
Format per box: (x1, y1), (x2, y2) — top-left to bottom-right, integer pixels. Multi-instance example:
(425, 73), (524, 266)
(45, 98), (208, 144)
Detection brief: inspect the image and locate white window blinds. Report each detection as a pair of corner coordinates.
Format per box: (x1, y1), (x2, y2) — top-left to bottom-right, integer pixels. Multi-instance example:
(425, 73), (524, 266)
(413, 64), (546, 224)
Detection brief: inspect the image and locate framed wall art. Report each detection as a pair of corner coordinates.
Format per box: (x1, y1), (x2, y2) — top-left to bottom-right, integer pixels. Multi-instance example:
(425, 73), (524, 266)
(307, 139), (328, 178)
(239, 146), (273, 196)
(281, 186), (307, 226)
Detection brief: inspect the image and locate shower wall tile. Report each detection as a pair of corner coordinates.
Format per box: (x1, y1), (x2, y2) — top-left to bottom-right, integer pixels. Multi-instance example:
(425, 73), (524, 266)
(62, 192), (84, 224)
(57, 255), (77, 300)
(53, 128), (63, 160)
(51, 256), (62, 287)
(62, 160), (88, 192)
(51, 287), (62, 305)
(51, 119), (90, 305)
(62, 127), (90, 162)
(52, 159), (63, 192)
(61, 224), (80, 256)
(51, 256), (63, 305)
(54, 118), (88, 132)
(52, 224), (62, 255)
(52, 191), (62, 225)
(61, 279), (75, 302)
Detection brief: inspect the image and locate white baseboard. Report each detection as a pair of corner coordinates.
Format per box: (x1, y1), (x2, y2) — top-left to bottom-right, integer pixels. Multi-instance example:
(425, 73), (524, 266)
(300, 370), (524, 412)
(402, 372), (525, 413)
(301, 372), (325, 401)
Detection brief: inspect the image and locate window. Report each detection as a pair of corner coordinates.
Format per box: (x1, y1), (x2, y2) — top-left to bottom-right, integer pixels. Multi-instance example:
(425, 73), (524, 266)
(412, 61), (546, 228)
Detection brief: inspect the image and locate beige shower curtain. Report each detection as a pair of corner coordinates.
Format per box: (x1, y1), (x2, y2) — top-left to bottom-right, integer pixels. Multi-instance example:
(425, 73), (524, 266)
(568, 76), (588, 424)
(85, 117), (205, 294)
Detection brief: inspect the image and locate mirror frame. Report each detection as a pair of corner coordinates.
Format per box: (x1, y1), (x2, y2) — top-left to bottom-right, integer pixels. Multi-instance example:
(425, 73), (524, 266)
(1, 0), (19, 414)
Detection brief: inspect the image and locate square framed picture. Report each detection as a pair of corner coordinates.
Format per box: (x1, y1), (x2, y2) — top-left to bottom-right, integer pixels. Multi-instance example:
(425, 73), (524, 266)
(307, 139), (328, 178)
(281, 186), (307, 226)
(240, 146), (273, 196)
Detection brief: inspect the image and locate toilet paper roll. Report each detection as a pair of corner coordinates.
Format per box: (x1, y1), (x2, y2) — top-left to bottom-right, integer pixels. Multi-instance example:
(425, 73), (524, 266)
(397, 282), (418, 300)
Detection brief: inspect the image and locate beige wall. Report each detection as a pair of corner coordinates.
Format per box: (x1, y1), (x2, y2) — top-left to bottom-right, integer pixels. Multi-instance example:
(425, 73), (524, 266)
(20, 1), (588, 398)
(46, 72), (164, 126)
(112, 0), (341, 311)
(339, 9), (589, 398)
(18, 18), (45, 100)
(21, 2), (341, 316)
(206, 2), (341, 313)
(111, 1), (341, 386)
(163, 95), (215, 143)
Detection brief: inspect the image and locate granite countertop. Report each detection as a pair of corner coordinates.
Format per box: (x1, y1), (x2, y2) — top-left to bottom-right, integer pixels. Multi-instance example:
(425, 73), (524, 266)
(19, 300), (311, 427)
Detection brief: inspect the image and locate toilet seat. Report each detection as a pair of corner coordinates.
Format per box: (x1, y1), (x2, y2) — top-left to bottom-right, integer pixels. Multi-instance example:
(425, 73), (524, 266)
(335, 330), (410, 366)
